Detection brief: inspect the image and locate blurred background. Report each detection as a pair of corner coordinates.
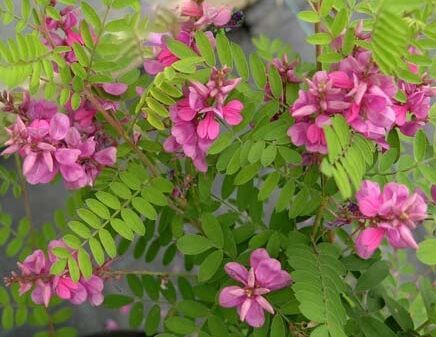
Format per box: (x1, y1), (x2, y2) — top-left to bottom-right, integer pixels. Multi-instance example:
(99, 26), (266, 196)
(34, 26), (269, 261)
(0, 0), (315, 336)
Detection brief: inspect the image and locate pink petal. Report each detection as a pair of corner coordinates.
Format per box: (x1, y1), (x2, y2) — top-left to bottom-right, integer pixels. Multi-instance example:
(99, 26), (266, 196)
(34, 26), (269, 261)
(222, 100), (243, 125)
(356, 180), (382, 217)
(255, 295), (274, 314)
(143, 60), (165, 75)
(242, 299), (266, 328)
(55, 148), (81, 165)
(197, 113), (220, 140)
(23, 153), (37, 176)
(249, 249), (270, 270)
(102, 83), (128, 96)
(94, 147), (117, 166)
(224, 262), (249, 285)
(398, 225), (418, 249)
(254, 259), (291, 290)
(60, 163), (85, 182)
(49, 113), (70, 140)
(292, 104), (318, 117)
(355, 227), (385, 259)
(218, 286), (246, 308)
(329, 71), (353, 89)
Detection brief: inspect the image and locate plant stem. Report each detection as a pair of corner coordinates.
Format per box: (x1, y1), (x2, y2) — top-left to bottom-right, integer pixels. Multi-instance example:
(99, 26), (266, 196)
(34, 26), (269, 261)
(314, 0), (323, 70)
(311, 196), (328, 241)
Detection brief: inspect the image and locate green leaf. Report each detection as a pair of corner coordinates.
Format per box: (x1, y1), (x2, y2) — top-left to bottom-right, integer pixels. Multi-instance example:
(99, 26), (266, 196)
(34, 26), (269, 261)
(99, 228), (117, 258)
(195, 31), (215, 66)
(78, 248), (92, 279)
(232, 42), (249, 80)
(258, 172), (280, 201)
(89, 237), (105, 266)
(383, 296), (414, 331)
(297, 10), (320, 23)
(110, 182), (132, 200)
(81, 1), (102, 33)
(111, 218), (134, 240)
(50, 258), (68, 275)
(177, 235), (212, 255)
(1, 306), (13, 330)
(176, 300), (209, 318)
(127, 275), (143, 297)
(248, 141), (265, 164)
(85, 199), (110, 219)
(359, 316), (396, 337)
(198, 250), (223, 282)
(414, 130), (426, 162)
(306, 33), (332, 45)
(68, 257), (80, 282)
(68, 221), (91, 239)
(121, 208), (145, 235)
(165, 317), (196, 334)
(331, 10), (348, 37)
(145, 305), (161, 335)
(166, 39), (197, 59)
(417, 239), (436, 265)
(270, 315), (285, 337)
(129, 302), (144, 328)
(209, 131), (233, 155)
(234, 162), (261, 185)
(132, 197), (157, 220)
(250, 53), (267, 88)
(269, 67), (282, 99)
(216, 32), (232, 67)
(261, 145), (277, 167)
(201, 213), (224, 248)
(318, 52), (343, 64)
(355, 261), (389, 292)
(77, 208), (101, 229)
(104, 294), (133, 309)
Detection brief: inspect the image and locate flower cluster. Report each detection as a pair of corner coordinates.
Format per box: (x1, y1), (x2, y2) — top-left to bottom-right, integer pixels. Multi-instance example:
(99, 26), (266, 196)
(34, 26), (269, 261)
(289, 40), (435, 154)
(164, 67), (243, 171)
(5, 240), (105, 307)
(219, 249), (291, 327)
(143, 0), (232, 75)
(44, 5), (87, 63)
(2, 93), (117, 189)
(354, 180), (427, 259)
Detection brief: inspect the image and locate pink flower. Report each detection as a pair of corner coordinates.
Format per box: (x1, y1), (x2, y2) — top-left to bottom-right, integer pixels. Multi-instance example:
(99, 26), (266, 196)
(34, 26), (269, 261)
(393, 81), (435, 136)
(288, 115), (331, 154)
(6, 239), (107, 308)
(355, 180), (382, 217)
(355, 227), (386, 259)
(219, 249), (291, 328)
(354, 181), (427, 259)
(165, 70), (243, 171)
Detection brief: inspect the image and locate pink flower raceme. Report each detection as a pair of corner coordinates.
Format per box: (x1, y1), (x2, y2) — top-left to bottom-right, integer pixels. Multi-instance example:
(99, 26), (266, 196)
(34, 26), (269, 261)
(354, 180), (427, 259)
(43, 6), (88, 64)
(288, 71), (350, 153)
(144, 1), (232, 75)
(181, 0), (232, 30)
(334, 51), (397, 145)
(7, 240), (105, 307)
(165, 68), (243, 171)
(219, 249), (291, 328)
(2, 95), (117, 189)
(393, 80), (435, 136)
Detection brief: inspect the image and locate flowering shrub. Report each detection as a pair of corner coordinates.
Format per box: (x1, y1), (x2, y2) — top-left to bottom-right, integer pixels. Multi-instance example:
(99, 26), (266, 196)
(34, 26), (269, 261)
(0, 0), (435, 336)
